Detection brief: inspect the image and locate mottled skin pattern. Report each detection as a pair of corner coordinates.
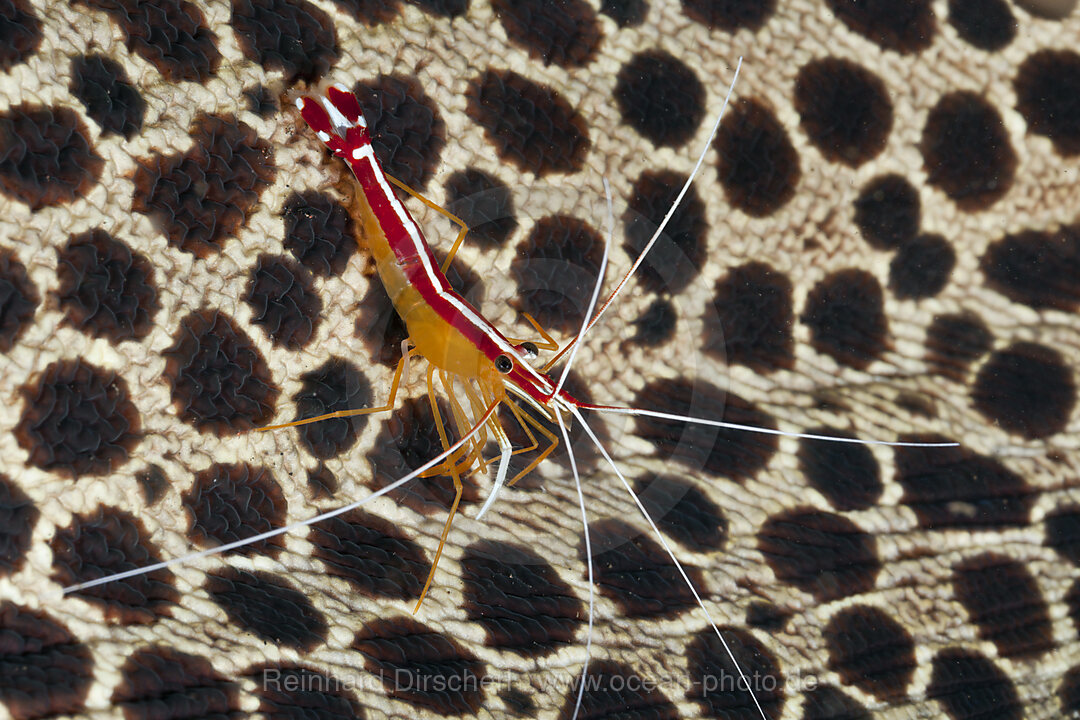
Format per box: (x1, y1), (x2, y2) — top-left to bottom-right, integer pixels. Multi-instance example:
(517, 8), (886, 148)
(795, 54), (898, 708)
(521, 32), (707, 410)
(1, 2), (1079, 720)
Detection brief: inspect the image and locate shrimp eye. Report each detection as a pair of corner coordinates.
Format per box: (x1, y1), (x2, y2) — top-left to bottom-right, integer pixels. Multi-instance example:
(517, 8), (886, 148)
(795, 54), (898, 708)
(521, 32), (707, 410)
(521, 342), (538, 359)
(495, 354), (513, 373)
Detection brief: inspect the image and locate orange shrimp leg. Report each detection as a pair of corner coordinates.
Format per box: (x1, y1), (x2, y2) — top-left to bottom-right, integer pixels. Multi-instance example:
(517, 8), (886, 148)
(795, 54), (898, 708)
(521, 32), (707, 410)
(505, 313), (560, 353)
(505, 401), (560, 487)
(257, 350), (411, 432)
(384, 173), (470, 274)
(415, 368), (482, 613)
(418, 366), (472, 477)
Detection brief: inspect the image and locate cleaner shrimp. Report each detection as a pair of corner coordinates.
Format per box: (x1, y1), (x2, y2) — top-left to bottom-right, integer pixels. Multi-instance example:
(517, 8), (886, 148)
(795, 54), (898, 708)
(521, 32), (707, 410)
(64, 58), (957, 720)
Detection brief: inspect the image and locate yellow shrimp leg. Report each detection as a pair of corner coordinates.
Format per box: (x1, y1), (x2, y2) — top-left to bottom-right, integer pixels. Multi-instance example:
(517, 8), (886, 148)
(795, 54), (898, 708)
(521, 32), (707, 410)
(257, 349), (411, 431)
(415, 368), (478, 613)
(505, 400), (560, 487)
(384, 173), (470, 274)
(506, 313), (560, 353)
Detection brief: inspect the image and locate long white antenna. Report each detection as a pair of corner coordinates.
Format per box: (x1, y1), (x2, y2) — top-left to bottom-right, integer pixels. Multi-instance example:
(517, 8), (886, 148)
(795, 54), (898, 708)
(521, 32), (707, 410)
(63, 401), (501, 594)
(553, 177), (615, 399)
(570, 404), (770, 720)
(545, 57), (743, 372)
(556, 407), (595, 720)
(593, 406), (959, 447)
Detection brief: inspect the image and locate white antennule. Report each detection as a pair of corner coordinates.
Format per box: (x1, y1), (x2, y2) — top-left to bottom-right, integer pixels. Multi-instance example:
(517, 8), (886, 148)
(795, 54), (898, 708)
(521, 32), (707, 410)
(591, 406), (959, 447)
(61, 402), (500, 594)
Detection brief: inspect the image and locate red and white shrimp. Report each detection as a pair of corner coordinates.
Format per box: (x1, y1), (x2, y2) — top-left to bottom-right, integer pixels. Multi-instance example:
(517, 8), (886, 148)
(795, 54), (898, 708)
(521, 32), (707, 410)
(66, 58), (955, 720)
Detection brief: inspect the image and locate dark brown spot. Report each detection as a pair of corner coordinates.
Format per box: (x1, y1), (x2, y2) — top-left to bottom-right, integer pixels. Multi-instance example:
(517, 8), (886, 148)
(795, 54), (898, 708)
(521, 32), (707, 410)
(802, 685), (872, 720)
(825, 605), (915, 701)
(559, 660), (678, 720)
(70, 54), (145, 139)
(981, 222), (1080, 311)
(1046, 505), (1080, 565)
(715, 98), (800, 216)
(231, 0), (337, 83)
(510, 214), (604, 334)
(797, 429), (882, 511)
(73, 0), (221, 82)
(0, 474), (37, 576)
(282, 190), (358, 278)
(50, 508), (177, 624)
(889, 233), (956, 299)
(760, 509), (880, 602)
(309, 508), (427, 600)
(634, 377), (777, 481)
(927, 648), (1022, 720)
(895, 436), (1034, 529)
(948, 0), (1015, 50)
(244, 254), (321, 350)
(601, 0), (647, 26)
(686, 626), (784, 719)
(305, 463), (336, 500)
(16, 360), (140, 477)
(0, 103), (103, 210)
(183, 463), (286, 557)
(353, 616), (485, 714)
(0, 0), (41, 71)
(409, 0), (468, 17)
(615, 49), (704, 148)
(972, 342), (1075, 439)
(0, 604), (93, 720)
(586, 518), (703, 618)
(112, 646), (240, 720)
(680, 0), (776, 31)
(466, 68), (590, 176)
(163, 310), (278, 433)
(952, 552), (1052, 660)
(247, 665), (366, 720)
(56, 229), (159, 342)
(132, 113), (275, 257)
(353, 74), (445, 189)
(136, 465), (168, 506)
(462, 540), (583, 656)
(925, 312), (992, 380)
(207, 568), (328, 652)
(634, 475), (727, 552)
(921, 91), (1016, 211)
(1015, 49), (1080, 156)
(795, 57), (893, 167)
(624, 170), (707, 294)
(825, 0), (935, 54)
(1063, 664), (1080, 717)
(704, 261), (794, 372)
(0, 248), (38, 353)
(501, 687), (540, 716)
(289, 358), (373, 460)
(854, 174), (920, 251)
(445, 168), (518, 248)
(627, 298), (677, 347)
(800, 268), (888, 370)
(244, 84), (277, 117)
(492, 0), (600, 68)
(745, 601), (792, 631)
